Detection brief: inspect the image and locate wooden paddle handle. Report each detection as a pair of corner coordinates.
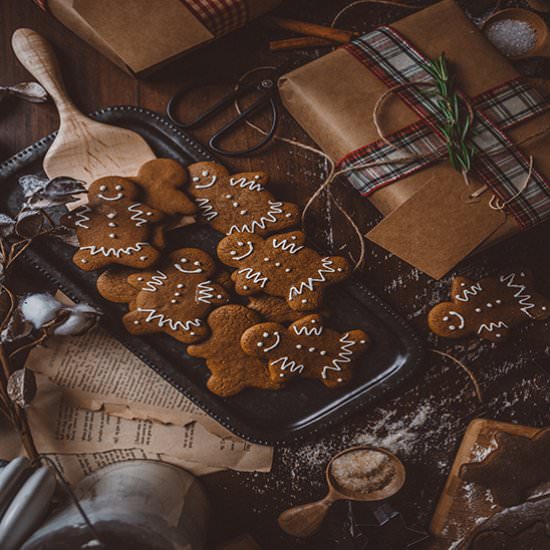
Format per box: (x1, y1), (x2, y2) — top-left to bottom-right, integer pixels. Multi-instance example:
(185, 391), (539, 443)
(278, 495), (335, 538)
(11, 28), (77, 117)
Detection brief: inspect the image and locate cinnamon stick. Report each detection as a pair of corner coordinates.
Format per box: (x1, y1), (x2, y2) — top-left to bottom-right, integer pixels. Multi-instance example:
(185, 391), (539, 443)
(264, 16), (359, 44)
(269, 37), (337, 51)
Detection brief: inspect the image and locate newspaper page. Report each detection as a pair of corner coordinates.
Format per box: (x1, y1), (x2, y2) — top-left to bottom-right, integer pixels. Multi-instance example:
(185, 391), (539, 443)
(23, 375), (272, 483)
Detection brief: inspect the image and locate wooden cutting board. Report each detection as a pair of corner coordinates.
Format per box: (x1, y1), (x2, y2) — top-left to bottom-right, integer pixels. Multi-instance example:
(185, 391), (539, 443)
(428, 418), (541, 549)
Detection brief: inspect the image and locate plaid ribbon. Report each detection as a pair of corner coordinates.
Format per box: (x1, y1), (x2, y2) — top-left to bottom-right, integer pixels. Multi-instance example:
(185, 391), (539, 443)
(181, 0), (248, 37)
(33, 0), (249, 38)
(339, 26), (550, 229)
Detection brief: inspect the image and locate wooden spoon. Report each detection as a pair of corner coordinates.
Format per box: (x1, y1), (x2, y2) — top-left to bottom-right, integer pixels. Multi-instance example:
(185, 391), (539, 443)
(11, 29), (155, 199)
(278, 445), (406, 538)
(482, 9), (550, 59)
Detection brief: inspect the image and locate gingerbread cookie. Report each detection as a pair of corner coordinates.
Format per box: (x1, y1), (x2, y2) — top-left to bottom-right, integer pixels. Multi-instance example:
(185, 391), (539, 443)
(122, 248), (230, 344)
(187, 161), (300, 236)
(96, 267), (138, 306)
(241, 314), (369, 388)
(460, 428), (550, 507)
(131, 158), (197, 217)
(217, 230), (350, 312)
(70, 177), (165, 271)
(428, 269), (550, 341)
(187, 305), (282, 397)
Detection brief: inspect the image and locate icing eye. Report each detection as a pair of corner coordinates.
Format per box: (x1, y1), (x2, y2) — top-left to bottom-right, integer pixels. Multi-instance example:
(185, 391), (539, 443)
(225, 194), (232, 199)
(443, 316), (449, 321)
(202, 170), (209, 177)
(180, 258), (188, 263)
(192, 177), (200, 182)
(193, 261), (200, 266)
(230, 251), (237, 256)
(257, 342), (264, 347)
(296, 344), (303, 349)
(262, 332), (269, 338)
(449, 325), (456, 331)
(177, 284), (184, 289)
(233, 202), (239, 208)
(320, 350), (327, 356)
(99, 184), (107, 191)
(496, 299), (502, 304)
(237, 241), (244, 246)
(475, 308), (481, 312)
(115, 184), (123, 191)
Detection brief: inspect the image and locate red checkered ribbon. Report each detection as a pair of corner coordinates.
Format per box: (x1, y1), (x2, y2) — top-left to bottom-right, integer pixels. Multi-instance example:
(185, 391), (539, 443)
(339, 26), (550, 229)
(33, 0), (249, 37)
(182, 0), (248, 37)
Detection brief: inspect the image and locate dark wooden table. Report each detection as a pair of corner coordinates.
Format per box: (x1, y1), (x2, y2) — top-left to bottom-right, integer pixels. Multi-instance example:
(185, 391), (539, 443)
(2, 1), (550, 549)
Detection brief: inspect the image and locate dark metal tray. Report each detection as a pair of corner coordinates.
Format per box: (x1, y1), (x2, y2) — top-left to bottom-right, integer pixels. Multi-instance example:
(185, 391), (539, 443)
(0, 106), (424, 445)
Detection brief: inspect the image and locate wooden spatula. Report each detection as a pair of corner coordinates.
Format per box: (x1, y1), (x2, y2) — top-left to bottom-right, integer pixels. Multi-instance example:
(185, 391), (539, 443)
(11, 29), (156, 199)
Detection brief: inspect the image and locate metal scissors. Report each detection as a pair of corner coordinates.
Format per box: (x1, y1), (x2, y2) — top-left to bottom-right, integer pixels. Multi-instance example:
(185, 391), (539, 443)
(166, 66), (288, 158)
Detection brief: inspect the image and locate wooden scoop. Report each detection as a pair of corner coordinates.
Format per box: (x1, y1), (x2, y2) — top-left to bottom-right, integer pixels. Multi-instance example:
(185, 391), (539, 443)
(278, 445), (406, 538)
(11, 29), (155, 193)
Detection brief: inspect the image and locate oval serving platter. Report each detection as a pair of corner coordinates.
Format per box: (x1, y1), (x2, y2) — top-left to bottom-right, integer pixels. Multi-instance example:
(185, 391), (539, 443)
(0, 106), (424, 445)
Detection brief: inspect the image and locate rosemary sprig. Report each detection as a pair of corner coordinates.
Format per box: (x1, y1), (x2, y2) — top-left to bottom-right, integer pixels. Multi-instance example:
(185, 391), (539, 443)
(424, 53), (476, 174)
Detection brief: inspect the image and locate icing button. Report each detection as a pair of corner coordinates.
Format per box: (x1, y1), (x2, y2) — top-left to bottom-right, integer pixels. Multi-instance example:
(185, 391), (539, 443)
(296, 344), (303, 349)
(319, 350), (327, 356)
(133, 320), (140, 325)
(108, 233), (116, 238)
(139, 256), (147, 261)
(285, 268), (291, 273)
(243, 285), (249, 290)
(177, 284), (184, 288)
(308, 347), (315, 352)
(475, 308), (482, 312)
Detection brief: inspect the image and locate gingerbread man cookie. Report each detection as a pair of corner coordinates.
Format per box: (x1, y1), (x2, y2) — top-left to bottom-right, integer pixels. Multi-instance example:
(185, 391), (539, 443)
(187, 161), (301, 236)
(187, 305), (282, 397)
(217, 230), (350, 312)
(122, 248), (230, 344)
(96, 267), (139, 307)
(70, 177), (165, 271)
(241, 314), (369, 388)
(131, 158), (197, 217)
(428, 269), (550, 341)
(460, 428), (550, 507)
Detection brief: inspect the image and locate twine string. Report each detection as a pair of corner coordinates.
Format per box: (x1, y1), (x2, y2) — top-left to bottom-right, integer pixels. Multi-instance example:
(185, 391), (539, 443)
(430, 349), (483, 403)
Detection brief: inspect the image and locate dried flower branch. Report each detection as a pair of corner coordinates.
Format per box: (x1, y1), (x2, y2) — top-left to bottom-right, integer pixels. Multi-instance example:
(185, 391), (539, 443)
(0, 173), (99, 464)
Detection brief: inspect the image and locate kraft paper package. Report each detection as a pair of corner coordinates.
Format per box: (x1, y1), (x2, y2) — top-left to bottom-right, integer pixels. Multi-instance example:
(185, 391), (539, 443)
(40, 0), (281, 76)
(279, 0), (550, 279)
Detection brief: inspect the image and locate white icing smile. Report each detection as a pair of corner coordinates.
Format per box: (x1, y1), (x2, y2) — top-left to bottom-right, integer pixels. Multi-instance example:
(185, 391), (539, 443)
(98, 192), (124, 201)
(231, 241), (254, 261)
(262, 331), (281, 352)
(443, 310), (465, 331)
(175, 263), (203, 274)
(193, 171), (217, 189)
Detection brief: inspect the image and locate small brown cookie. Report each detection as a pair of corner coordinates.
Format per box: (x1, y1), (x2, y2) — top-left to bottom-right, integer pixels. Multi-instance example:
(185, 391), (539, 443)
(217, 230), (350, 312)
(187, 305), (282, 397)
(96, 267), (139, 306)
(131, 158), (197, 217)
(69, 177), (165, 271)
(187, 161), (300, 236)
(241, 314), (369, 388)
(428, 269), (550, 341)
(122, 248), (230, 344)
(247, 294), (304, 323)
(460, 428), (550, 507)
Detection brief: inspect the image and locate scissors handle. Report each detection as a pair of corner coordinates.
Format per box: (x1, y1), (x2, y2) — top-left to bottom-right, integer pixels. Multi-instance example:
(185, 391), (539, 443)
(166, 82), (257, 129)
(209, 94), (278, 157)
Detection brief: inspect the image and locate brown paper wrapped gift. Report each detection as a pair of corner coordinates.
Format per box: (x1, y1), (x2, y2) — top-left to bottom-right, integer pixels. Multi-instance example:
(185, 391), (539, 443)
(279, 0), (550, 279)
(40, 0), (281, 76)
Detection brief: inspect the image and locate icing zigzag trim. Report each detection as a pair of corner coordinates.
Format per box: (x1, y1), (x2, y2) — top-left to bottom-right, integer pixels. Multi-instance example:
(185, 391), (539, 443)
(499, 272), (536, 317)
(128, 203), (148, 226)
(293, 324), (323, 337)
(271, 356), (304, 374)
(237, 267), (268, 288)
(455, 283), (482, 302)
(142, 271), (167, 292)
(196, 198), (218, 221)
(289, 258), (335, 300)
(228, 200), (284, 234)
(80, 242), (150, 258)
(272, 237), (303, 255)
(195, 280), (215, 304)
(229, 176), (263, 192)
(74, 206), (92, 229)
(137, 308), (202, 332)
(321, 333), (355, 379)
(477, 321), (508, 334)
